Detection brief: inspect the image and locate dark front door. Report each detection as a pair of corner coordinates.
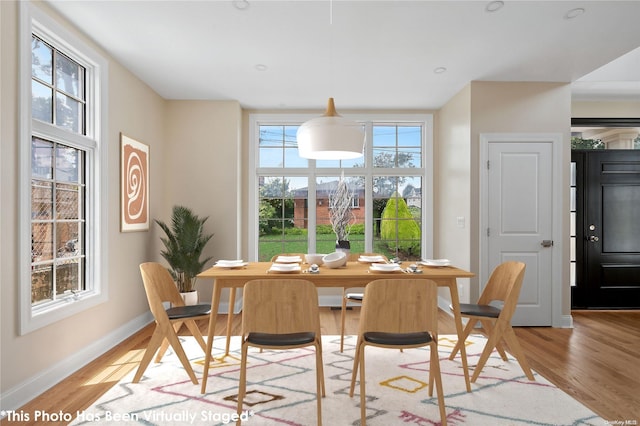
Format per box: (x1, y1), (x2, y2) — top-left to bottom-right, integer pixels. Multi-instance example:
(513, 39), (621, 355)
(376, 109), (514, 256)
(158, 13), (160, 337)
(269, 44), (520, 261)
(572, 150), (640, 308)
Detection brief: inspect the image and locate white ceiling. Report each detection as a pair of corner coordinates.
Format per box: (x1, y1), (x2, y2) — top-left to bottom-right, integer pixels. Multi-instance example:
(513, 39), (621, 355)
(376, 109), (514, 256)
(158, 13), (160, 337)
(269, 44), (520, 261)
(45, 0), (640, 110)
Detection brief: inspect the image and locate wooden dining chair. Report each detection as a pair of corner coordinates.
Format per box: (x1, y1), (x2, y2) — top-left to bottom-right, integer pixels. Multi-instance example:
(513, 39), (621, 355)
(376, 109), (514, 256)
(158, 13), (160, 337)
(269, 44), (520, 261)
(449, 260), (535, 382)
(340, 253), (387, 352)
(349, 279), (447, 426)
(236, 279), (325, 425)
(133, 262), (211, 384)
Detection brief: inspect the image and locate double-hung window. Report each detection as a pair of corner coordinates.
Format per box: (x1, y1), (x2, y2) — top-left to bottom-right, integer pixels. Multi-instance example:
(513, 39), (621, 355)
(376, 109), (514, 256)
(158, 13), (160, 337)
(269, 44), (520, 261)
(249, 113), (433, 262)
(20, 3), (108, 334)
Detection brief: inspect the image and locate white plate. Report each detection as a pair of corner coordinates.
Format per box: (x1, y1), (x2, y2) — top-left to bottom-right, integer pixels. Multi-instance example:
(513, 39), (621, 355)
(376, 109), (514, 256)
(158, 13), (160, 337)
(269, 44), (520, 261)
(269, 263), (301, 273)
(215, 260), (247, 268)
(275, 256), (303, 263)
(420, 259), (451, 267)
(358, 255), (386, 263)
(369, 263), (402, 272)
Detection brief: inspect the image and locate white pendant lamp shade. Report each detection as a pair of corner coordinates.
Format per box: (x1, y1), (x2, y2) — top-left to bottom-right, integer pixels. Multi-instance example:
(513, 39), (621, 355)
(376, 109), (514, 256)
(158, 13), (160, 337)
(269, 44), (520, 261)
(297, 98), (365, 160)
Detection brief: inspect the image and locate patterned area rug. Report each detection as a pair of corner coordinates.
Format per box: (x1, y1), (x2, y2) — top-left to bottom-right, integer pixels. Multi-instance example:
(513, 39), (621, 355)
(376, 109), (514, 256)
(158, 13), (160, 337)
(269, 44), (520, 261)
(71, 335), (602, 426)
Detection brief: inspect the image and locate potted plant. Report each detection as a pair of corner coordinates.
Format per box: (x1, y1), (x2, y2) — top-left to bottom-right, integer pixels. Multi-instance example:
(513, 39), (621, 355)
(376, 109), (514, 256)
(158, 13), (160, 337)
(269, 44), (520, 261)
(329, 175), (355, 254)
(155, 205), (213, 304)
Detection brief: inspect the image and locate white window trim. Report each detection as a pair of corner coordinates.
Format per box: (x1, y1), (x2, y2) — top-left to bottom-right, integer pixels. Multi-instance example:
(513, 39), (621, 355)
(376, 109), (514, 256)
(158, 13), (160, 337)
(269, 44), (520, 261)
(248, 113), (433, 261)
(19, 2), (109, 334)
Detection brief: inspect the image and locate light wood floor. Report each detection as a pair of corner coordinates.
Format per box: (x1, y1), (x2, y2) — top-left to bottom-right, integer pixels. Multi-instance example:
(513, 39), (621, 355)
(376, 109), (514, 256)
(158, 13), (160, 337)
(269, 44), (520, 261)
(3, 309), (639, 425)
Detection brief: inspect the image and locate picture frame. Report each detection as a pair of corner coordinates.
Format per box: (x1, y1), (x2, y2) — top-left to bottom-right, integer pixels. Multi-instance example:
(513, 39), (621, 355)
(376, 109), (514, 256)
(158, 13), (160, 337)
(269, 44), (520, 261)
(120, 133), (149, 232)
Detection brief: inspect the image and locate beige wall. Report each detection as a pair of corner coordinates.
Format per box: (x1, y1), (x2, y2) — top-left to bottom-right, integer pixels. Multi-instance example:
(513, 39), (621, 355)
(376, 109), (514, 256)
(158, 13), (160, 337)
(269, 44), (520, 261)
(1, 3), (245, 408)
(435, 84), (472, 302)
(1, 0), (166, 405)
(437, 81), (572, 320)
(572, 100), (640, 117)
(163, 100), (243, 306)
(470, 81), (572, 317)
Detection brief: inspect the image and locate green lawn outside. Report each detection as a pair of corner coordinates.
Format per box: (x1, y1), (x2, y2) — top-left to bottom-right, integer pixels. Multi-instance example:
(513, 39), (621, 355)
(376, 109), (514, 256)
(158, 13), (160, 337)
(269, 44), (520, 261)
(257, 233), (417, 261)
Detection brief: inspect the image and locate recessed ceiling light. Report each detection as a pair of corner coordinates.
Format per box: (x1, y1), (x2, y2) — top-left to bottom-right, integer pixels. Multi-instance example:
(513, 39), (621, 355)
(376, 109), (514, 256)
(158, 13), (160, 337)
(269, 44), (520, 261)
(565, 8), (585, 19)
(233, 0), (249, 11)
(255, 64), (268, 72)
(485, 1), (504, 13)
(434, 67), (447, 74)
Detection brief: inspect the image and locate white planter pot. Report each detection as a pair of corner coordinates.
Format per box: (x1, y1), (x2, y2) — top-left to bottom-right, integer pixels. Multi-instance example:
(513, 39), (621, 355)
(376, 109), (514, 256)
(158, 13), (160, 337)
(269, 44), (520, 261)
(180, 290), (198, 306)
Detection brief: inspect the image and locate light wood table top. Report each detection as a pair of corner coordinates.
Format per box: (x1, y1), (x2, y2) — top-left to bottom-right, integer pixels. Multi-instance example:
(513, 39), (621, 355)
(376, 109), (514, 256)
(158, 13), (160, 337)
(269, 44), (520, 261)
(198, 260), (474, 286)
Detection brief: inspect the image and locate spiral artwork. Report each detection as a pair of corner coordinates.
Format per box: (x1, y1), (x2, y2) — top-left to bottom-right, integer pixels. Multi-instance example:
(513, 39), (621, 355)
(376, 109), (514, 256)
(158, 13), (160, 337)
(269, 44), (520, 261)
(121, 135), (149, 231)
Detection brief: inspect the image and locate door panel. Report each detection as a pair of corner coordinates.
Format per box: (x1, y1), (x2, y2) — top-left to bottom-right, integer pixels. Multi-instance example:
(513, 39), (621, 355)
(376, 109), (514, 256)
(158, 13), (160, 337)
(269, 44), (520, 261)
(581, 150), (640, 308)
(488, 141), (553, 325)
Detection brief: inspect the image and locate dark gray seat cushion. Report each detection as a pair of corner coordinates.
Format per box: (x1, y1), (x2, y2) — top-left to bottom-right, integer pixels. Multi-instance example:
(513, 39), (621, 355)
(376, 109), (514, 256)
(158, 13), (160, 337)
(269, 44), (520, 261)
(364, 331), (432, 346)
(247, 331), (316, 346)
(457, 303), (501, 318)
(166, 304), (211, 319)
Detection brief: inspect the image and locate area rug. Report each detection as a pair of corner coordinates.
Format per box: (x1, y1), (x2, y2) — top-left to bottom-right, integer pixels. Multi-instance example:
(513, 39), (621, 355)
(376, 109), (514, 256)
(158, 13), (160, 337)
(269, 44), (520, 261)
(71, 335), (603, 426)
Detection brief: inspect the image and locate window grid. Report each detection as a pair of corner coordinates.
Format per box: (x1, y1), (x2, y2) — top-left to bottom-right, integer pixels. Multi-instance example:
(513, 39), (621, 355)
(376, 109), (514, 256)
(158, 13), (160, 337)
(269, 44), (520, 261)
(31, 35), (86, 134)
(31, 137), (86, 304)
(254, 119), (429, 262)
(30, 34), (87, 307)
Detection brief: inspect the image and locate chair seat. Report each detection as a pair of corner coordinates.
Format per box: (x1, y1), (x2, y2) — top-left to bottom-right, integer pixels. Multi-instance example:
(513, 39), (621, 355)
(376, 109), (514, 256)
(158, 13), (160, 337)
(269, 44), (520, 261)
(457, 303), (501, 318)
(346, 293), (364, 301)
(166, 304), (211, 319)
(247, 331), (316, 346)
(364, 331), (432, 346)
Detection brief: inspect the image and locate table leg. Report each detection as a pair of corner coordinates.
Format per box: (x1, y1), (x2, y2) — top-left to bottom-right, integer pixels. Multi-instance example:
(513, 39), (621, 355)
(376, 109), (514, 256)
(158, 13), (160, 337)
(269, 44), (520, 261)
(225, 288), (236, 356)
(201, 281), (222, 394)
(448, 279), (472, 392)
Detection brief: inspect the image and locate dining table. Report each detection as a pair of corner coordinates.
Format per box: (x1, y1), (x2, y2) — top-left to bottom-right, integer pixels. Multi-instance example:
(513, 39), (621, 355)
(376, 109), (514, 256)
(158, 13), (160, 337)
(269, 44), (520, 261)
(197, 260), (475, 394)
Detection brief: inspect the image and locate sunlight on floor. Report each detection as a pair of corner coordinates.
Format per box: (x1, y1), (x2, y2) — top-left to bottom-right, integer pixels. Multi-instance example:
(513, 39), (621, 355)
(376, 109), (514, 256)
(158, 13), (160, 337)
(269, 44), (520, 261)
(83, 349), (145, 386)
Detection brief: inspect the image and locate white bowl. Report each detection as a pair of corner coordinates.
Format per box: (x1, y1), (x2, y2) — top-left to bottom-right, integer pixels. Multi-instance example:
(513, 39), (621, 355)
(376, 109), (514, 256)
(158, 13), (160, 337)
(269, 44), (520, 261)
(322, 251), (347, 268)
(305, 253), (325, 265)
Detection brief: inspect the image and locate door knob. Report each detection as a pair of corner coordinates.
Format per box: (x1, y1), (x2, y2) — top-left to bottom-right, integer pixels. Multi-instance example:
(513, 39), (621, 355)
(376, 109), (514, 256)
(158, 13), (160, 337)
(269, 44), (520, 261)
(541, 240), (554, 247)
(587, 235), (599, 242)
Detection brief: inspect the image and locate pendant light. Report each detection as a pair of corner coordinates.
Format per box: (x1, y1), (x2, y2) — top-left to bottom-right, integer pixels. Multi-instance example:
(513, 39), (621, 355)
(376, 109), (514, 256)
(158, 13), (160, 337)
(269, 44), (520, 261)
(297, 98), (365, 160)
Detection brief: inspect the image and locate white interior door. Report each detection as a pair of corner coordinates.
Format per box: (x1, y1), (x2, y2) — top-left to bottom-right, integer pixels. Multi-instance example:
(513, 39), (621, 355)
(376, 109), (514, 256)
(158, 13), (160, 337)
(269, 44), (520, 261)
(481, 134), (558, 326)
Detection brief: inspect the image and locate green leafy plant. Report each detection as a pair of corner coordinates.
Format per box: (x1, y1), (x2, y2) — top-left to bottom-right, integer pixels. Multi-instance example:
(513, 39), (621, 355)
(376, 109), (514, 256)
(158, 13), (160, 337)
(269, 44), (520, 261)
(380, 192), (421, 255)
(155, 206), (213, 293)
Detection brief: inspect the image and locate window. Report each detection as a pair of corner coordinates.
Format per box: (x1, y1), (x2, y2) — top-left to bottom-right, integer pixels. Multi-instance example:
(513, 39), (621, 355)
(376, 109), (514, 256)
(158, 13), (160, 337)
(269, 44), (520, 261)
(249, 114), (433, 262)
(571, 118), (640, 150)
(20, 3), (108, 334)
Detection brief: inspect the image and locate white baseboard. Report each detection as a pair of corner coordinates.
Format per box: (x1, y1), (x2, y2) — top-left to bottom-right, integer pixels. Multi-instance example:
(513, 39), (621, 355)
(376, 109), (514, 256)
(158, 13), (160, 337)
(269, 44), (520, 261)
(560, 314), (574, 328)
(0, 312), (153, 413)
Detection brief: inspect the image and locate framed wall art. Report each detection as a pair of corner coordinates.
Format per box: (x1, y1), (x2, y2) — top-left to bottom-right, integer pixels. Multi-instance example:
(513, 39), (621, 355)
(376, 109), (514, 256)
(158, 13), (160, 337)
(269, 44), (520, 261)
(120, 133), (149, 232)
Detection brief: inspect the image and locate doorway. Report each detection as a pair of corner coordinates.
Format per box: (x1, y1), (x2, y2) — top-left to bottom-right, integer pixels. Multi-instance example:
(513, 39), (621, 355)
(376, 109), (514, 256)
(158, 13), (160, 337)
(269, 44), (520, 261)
(480, 133), (562, 326)
(571, 149), (640, 309)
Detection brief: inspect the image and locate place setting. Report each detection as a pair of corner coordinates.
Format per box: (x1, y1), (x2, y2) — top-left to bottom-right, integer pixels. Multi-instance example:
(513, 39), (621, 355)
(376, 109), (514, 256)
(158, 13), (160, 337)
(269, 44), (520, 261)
(419, 258), (452, 267)
(267, 263), (302, 273)
(213, 259), (248, 269)
(273, 255), (303, 264)
(357, 255), (387, 263)
(368, 262), (403, 273)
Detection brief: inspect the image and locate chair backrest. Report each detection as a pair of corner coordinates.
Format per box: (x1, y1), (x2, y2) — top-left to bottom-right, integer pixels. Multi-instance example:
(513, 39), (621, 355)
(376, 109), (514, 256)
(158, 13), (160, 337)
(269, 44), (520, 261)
(478, 261), (526, 319)
(270, 253), (305, 262)
(242, 279), (320, 336)
(347, 252), (388, 262)
(359, 279), (438, 335)
(139, 262), (185, 319)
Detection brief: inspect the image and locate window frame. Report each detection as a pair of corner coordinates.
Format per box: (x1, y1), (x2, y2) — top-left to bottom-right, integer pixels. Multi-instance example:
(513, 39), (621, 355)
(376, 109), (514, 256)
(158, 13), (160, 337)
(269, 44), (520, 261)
(248, 113), (433, 261)
(19, 2), (109, 334)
